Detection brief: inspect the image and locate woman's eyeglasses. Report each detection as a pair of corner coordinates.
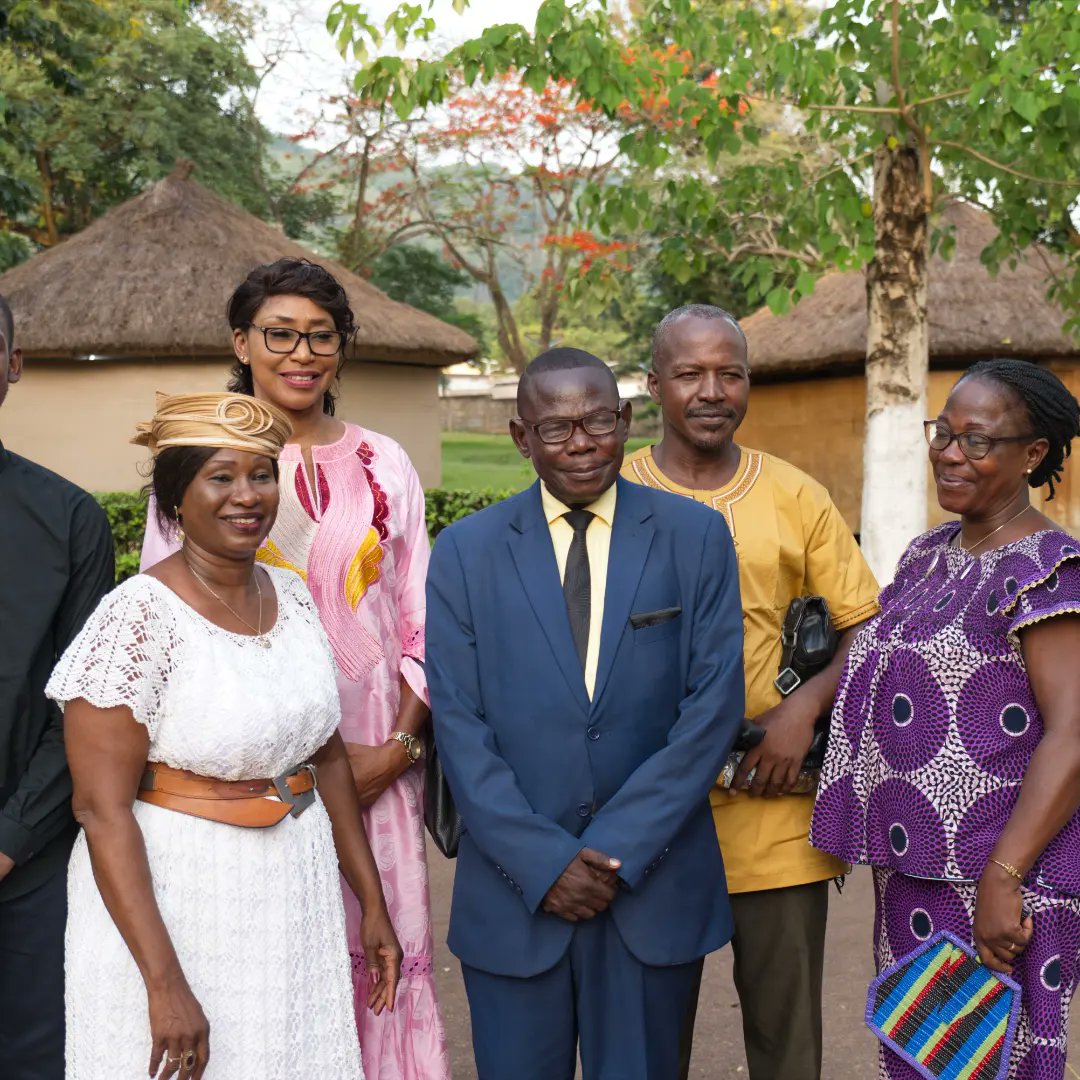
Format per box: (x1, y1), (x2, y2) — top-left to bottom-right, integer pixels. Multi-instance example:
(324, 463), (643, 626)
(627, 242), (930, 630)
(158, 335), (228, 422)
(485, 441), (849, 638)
(252, 325), (347, 356)
(923, 420), (1034, 461)
(516, 407), (623, 445)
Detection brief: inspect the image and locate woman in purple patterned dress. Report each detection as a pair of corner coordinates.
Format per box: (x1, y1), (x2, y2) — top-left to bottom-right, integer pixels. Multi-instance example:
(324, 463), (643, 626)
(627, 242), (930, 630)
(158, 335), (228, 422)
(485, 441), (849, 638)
(811, 360), (1080, 1080)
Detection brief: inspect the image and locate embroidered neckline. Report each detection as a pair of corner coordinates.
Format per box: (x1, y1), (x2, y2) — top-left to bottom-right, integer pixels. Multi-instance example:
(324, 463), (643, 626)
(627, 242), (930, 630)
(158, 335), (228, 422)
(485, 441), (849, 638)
(628, 448), (763, 537)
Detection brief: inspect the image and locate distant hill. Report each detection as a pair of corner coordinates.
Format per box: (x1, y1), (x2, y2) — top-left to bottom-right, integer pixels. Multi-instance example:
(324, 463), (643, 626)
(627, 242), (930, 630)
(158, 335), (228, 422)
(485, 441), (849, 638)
(269, 133), (545, 302)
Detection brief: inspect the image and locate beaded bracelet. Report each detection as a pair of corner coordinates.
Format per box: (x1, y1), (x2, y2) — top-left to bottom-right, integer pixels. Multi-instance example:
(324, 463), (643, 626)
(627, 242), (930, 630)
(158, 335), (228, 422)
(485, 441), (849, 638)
(989, 858), (1025, 882)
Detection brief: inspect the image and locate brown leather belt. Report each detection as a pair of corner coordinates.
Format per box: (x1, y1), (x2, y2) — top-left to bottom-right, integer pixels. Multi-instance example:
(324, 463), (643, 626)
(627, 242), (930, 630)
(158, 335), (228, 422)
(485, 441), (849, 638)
(137, 761), (317, 828)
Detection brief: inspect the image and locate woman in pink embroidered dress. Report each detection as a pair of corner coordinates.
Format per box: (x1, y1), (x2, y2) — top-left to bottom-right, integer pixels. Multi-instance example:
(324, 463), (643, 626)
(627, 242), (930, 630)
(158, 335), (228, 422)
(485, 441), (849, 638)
(141, 259), (450, 1080)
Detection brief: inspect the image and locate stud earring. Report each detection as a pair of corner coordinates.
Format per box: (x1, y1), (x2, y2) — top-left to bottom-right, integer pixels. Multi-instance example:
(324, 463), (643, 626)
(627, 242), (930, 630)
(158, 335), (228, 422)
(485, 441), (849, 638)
(1025, 469), (1032, 476)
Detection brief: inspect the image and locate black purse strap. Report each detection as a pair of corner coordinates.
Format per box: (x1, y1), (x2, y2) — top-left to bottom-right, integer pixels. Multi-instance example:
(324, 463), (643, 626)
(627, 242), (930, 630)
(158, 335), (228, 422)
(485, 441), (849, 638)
(774, 596), (836, 697)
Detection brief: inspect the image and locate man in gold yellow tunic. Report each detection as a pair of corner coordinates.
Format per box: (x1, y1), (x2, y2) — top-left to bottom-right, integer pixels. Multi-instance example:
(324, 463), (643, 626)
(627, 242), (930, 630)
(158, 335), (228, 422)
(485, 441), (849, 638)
(621, 305), (880, 1080)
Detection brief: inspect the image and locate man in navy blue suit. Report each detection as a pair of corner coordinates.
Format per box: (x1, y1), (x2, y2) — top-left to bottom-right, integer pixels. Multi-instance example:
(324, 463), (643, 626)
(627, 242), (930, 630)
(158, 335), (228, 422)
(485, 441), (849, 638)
(426, 347), (745, 1080)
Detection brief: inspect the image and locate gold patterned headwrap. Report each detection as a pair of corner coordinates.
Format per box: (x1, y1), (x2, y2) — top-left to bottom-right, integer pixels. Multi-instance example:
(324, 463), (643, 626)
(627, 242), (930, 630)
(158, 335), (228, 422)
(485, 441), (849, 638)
(132, 392), (292, 459)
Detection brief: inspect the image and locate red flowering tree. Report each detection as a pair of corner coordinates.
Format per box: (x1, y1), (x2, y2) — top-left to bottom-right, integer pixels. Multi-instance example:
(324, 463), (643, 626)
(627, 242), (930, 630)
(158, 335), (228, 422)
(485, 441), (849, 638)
(338, 71), (627, 371)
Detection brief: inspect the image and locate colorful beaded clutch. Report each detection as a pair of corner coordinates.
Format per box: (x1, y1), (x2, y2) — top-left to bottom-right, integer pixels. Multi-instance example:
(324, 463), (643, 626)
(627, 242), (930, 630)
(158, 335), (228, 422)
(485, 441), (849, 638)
(866, 931), (1021, 1080)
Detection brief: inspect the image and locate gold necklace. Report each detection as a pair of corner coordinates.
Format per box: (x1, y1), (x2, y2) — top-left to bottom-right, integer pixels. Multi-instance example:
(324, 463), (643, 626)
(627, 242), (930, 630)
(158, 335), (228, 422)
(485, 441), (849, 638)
(184, 559), (269, 648)
(959, 505), (1032, 555)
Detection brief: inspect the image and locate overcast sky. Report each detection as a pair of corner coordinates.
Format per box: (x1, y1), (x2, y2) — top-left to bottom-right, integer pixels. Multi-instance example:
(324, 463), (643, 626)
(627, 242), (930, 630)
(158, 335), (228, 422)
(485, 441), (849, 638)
(251, 0), (543, 138)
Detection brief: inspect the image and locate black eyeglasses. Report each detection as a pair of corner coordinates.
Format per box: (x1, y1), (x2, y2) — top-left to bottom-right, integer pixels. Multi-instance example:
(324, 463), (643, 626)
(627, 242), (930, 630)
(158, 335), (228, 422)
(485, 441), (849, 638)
(516, 407), (623, 444)
(923, 420), (1035, 461)
(251, 325), (348, 356)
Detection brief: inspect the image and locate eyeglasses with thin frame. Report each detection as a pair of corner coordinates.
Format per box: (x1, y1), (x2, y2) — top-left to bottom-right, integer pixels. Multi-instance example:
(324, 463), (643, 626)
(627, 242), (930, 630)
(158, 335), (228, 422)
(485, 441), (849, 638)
(516, 406), (624, 445)
(923, 420), (1035, 461)
(251, 325), (348, 356)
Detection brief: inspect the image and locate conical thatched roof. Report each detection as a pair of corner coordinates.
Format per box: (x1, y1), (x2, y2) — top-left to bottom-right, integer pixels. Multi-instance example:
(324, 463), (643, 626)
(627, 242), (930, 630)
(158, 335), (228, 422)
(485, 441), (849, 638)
(0, 164), (477, 366)
(743, 201), (1077, 378)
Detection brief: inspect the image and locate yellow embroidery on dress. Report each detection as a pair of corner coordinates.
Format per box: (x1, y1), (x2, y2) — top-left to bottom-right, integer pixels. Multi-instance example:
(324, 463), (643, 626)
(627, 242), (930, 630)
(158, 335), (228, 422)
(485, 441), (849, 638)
(632, 457), (666, 491)
(710, 452), (762, 538)
(256, 539), (308, 581)
(344, 527), (384, 610)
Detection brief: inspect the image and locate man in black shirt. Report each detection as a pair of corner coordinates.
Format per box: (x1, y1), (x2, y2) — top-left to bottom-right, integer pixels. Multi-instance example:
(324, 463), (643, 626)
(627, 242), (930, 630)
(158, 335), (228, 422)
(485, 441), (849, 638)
(0, 294), (114, 1078)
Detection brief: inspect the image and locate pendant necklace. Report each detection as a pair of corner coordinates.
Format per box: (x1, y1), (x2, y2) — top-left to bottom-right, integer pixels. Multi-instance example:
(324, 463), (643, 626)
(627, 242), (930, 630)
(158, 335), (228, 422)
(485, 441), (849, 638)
(959, 505), (1032, 555)
(185, 559), (271, 648)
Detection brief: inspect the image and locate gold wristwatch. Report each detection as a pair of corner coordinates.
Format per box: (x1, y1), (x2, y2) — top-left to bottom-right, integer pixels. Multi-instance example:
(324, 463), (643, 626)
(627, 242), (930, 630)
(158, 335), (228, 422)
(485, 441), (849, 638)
(388, 731), (424, 763)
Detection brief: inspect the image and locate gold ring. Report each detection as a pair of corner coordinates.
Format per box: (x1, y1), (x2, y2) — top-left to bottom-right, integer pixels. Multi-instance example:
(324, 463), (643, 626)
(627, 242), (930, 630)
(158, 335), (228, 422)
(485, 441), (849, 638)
(182, 1049), (196, 1070)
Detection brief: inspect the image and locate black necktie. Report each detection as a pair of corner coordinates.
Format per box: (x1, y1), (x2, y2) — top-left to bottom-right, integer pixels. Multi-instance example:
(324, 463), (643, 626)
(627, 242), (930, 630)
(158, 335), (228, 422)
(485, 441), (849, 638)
(563, 509), (594, 672)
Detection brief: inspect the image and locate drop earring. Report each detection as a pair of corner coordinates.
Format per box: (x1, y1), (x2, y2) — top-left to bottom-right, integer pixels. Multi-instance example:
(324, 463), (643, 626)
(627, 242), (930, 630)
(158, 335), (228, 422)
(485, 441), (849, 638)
(175, 507), (185, 543)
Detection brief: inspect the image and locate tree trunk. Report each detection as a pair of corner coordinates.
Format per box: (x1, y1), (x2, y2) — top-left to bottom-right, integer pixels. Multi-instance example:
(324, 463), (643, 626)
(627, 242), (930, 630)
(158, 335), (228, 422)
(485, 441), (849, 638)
(860, 143), (929, 583)
(489, 280), (528, 374)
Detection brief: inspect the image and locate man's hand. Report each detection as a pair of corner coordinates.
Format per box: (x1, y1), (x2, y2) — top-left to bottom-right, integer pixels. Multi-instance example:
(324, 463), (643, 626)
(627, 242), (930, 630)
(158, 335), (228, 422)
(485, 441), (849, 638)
(733, 696), (818, 797)
(0, 852), (14, 882)
(541, 848), (622, 922)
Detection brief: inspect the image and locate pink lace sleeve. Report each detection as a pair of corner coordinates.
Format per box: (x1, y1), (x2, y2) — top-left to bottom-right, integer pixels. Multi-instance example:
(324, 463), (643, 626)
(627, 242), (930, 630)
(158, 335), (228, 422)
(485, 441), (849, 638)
(140, 492), (181, 571)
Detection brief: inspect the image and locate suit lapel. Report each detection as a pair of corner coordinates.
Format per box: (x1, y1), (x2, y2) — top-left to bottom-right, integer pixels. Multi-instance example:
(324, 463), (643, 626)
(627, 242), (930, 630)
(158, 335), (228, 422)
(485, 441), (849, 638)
(507, 483), (591, 711)
(592, 479), (655, 709)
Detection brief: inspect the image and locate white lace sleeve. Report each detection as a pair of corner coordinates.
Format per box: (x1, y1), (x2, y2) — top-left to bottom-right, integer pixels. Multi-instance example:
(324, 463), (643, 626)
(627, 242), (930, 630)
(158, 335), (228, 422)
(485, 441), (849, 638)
(45, 576), (177, 735)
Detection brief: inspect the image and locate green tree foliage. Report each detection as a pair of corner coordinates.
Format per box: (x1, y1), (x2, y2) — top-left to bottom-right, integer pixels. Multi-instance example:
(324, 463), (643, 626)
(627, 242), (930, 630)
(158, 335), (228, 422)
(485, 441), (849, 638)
(331, 0), (1080, 314)
(369, 244), (490, 353)
(332, 0), (1080, 577)
(0, 0), (266, 253)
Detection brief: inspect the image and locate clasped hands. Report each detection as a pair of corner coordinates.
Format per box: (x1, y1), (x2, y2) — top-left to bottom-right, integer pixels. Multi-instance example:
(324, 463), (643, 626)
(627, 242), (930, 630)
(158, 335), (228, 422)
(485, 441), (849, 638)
(542, 848), (623, 922)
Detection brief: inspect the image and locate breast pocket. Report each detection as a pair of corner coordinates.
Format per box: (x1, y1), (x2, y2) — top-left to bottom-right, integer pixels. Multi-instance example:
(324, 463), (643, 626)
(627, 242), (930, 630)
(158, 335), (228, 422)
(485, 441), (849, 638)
(632, 610), (683, 645)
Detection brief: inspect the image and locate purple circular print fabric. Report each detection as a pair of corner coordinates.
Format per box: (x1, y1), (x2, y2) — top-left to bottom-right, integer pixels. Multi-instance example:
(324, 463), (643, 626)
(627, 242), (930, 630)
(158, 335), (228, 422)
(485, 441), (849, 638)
(954, 786), (1019, 880)
(812, 524), (1080, 889)
(871, 868), (1080, 1080)
(866, 778), (948, 875)
(955, 660), (1042, 780)
(880, 870), (968, 960)
(841, 648), (879, 751)
(871, 651), (949, 773)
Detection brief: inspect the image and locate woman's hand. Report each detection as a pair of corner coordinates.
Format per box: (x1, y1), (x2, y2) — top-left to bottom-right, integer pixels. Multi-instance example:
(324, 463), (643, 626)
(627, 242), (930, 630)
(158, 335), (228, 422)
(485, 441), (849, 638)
(346, 741), (410, 807)
(359, 905), (402, 1016)
(973, 864), (1033, 974)
(147, 975), (210, 1079)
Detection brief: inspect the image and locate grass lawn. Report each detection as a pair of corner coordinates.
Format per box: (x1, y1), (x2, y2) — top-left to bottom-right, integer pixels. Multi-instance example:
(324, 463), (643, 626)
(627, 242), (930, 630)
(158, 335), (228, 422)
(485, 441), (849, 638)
(439, 432), (652, 491)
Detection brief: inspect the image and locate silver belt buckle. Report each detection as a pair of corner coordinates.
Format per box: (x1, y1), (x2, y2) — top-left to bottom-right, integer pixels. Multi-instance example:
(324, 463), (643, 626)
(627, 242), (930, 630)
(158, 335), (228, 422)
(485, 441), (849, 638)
(272, 763), (317, 818)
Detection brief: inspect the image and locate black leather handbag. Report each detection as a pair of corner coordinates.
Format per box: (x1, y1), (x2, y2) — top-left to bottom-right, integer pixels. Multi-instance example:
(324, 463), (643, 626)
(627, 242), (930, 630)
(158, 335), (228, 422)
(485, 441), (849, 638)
(726, 595), (839, 787)
(424, 731), (462, 859)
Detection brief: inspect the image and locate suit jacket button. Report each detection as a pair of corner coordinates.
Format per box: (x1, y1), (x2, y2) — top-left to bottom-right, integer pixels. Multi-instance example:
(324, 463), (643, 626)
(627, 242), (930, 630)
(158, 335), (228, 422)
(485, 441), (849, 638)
(587, 726), (600, 741)
(576, 803), (590, 818)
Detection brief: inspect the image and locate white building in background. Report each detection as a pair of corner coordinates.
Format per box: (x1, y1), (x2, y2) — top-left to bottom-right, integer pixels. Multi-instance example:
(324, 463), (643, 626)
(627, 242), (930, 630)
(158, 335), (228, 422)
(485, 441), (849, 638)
(441, 362), (647, 401)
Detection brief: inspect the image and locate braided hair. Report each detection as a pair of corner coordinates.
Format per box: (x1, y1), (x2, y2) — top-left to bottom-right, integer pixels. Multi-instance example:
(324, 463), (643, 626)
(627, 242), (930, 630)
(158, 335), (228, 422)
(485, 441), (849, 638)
(960, 359), (1080, 501)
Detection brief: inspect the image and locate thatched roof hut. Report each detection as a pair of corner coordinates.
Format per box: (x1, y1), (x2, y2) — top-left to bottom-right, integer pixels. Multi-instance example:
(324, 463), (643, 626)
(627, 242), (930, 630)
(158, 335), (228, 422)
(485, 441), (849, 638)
(0, 162), (477, 365)
(743, 201), (1075, 378)
(730, 201), (1079, 538)
(0, 164), (477, 491)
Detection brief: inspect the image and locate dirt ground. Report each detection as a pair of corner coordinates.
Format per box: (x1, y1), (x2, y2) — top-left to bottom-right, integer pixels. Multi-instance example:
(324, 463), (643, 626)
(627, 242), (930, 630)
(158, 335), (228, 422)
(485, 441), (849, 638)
(426, 848), (1080, 1079)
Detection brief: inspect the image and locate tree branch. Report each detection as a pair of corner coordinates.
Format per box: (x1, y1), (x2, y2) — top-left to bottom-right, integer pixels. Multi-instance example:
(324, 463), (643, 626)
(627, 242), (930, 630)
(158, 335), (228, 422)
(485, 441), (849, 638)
(744, 92), (900, 116)
(933, 140), (1080, 188)
(890, 0), (906, 114)
(907, 66), (1054, 110)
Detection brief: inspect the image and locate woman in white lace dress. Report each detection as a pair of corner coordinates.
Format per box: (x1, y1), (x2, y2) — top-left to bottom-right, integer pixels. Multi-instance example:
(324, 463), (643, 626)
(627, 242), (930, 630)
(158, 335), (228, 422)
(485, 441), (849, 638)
(45, 394), (401, 1080)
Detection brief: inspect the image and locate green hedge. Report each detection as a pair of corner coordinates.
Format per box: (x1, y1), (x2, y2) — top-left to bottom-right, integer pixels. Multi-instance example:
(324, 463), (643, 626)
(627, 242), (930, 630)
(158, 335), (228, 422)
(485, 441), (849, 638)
(94, 488), (514, 583)
(423, 488), (513, 538)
